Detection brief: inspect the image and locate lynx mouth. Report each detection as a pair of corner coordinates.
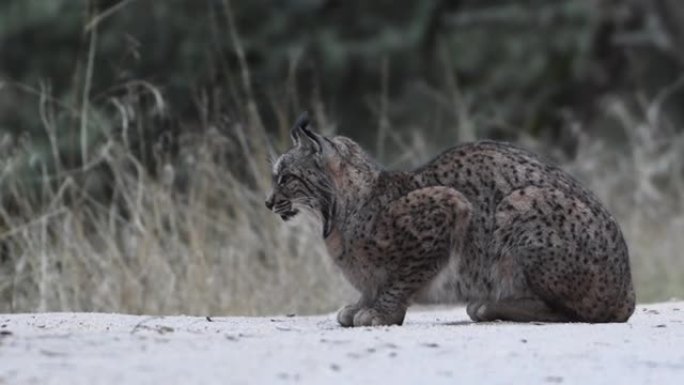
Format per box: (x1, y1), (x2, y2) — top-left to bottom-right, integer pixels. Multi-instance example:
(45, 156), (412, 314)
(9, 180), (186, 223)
(279, 209), (299, 221)
(273, 201), (299, 221)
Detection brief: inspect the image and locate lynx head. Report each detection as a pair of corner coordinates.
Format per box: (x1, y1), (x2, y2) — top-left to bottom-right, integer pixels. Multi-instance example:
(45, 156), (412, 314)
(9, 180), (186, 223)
(266, 112), (380, 235)
(265, 112), (338, 228)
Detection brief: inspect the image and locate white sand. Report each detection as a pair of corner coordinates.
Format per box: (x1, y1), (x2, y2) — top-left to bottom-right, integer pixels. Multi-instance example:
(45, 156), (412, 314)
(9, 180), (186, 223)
(1, 302), (683, 385)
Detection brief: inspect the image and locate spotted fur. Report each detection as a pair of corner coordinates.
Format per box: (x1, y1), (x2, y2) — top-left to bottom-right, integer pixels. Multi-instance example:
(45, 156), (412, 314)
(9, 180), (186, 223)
(266, 113), (636, 326)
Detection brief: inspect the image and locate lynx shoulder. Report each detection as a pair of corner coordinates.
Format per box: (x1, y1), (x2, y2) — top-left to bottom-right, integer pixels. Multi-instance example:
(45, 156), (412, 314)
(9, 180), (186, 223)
(266, 113), (635, 326)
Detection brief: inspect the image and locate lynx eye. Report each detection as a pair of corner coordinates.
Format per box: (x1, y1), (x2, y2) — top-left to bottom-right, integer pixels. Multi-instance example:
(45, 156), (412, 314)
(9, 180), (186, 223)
(277, 174), (294, 186)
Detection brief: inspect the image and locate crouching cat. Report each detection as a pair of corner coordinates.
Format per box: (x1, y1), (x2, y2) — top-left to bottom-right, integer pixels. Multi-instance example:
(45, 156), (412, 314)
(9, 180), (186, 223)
(265, 113), (635, 326)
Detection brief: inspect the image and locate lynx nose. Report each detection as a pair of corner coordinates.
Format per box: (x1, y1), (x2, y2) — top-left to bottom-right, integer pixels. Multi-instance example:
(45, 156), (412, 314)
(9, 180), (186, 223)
(265, 193), (275, 210)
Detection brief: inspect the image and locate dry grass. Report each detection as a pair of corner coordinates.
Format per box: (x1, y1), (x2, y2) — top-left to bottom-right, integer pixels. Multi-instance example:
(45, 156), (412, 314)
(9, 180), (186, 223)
(2, 88), (682, 316)
(0, 112), (354, 315)
(0, 73), (357, 315)
(1, 0), (357, 316)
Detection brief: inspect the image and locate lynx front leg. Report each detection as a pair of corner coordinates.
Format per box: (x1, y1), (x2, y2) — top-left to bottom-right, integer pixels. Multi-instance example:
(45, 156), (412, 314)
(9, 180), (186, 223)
(351, 187), (472, 327)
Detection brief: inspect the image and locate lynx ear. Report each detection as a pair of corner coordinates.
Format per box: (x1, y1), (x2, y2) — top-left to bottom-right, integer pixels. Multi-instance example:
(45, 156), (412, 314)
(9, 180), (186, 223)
(289, 111), (309, 145)
(290, 111), (323, 153)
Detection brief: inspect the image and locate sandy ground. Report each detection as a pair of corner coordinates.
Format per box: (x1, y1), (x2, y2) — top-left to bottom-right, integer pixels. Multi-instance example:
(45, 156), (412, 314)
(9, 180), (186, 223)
(0, 302), (682, 385)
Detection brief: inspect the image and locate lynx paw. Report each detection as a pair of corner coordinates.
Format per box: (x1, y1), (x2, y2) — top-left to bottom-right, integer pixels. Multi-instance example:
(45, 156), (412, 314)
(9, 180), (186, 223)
(352, 308), (405, 327)
(352, 308), (385, 326)
(337, 304), (362, 327)
(466, 301), (492, 322)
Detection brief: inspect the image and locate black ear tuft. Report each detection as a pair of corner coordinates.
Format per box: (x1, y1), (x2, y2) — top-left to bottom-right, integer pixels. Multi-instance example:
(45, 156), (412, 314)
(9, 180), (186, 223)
(294, 111), (310, 130)
(290, 111), (322, 152)
(290, 111), (310, 145)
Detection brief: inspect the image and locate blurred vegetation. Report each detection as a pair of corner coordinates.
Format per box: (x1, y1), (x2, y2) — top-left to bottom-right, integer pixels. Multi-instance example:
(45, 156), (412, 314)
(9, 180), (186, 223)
(1, 0), (684, 314)
(5, 0), (684, 151)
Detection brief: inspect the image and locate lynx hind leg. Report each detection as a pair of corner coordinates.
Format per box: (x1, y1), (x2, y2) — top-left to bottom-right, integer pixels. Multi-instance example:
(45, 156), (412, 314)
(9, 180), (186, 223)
(351, 187), (472, 327)
(495, 186), (635, 323)
(467, 298), (572, 323)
